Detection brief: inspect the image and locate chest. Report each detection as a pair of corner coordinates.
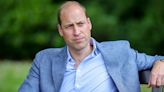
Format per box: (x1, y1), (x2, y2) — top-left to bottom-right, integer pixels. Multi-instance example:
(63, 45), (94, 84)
(60, 54), (118, 92)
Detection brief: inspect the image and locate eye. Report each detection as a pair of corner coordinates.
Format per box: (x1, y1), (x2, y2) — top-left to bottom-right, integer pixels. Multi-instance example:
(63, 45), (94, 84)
(64, 24), (73, 29)
(77, 22), (84, 27)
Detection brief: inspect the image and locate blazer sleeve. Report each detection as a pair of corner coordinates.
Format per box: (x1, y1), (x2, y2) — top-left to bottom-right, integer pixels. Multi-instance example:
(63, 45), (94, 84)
(128, 45), (164, 71)
(18, 53), (41, 92)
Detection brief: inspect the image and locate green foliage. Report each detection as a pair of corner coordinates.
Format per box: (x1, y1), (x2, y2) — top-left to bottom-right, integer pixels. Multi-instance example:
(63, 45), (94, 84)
(87, 0), (164, 55)
(0, 0), (64, 59)
(0, 0), (164, 59)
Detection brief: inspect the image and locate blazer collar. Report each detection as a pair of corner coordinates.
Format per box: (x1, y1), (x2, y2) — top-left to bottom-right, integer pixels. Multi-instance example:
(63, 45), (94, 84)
(52, 47), (67, 92)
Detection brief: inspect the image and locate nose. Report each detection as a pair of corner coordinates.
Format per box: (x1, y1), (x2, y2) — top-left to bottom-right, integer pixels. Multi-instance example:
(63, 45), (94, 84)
(73, 25), (80, 36)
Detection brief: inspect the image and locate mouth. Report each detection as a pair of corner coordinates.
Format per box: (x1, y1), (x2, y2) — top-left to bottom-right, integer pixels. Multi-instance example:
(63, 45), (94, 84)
(74, 37), (84, 43)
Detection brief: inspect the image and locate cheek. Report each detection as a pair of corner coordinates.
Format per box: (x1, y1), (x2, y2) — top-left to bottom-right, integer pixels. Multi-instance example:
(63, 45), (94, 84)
(62, 31), (72, 38)
(85, 26), (91, 35)
(82, 30), (91, 38)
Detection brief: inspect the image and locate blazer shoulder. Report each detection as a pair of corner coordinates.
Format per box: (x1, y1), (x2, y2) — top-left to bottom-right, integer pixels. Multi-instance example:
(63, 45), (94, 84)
(32, 48), (66, 65)
(100, 40), (130, 48)
(36, 48), (64, 57)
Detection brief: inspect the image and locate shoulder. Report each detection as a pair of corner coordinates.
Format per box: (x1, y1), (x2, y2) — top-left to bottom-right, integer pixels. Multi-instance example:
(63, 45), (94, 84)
(96, 40), (132, 55)
(99, 40), (130, 48)
(31, 47), (66, 66)
(34, 48), (65, 60)
(37, 48), (64, 56)
(36, 47), (65, 58)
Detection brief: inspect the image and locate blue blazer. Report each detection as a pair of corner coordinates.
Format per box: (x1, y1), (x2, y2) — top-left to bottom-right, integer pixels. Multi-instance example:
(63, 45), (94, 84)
(19, 40), (164, 92)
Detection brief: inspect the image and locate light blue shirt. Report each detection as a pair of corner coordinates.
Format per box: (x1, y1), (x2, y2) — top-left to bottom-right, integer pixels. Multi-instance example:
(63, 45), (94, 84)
(60, 38), (118, 92)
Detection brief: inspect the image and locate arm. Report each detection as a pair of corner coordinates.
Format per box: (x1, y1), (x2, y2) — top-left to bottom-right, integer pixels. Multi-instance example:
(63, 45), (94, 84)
(132, 49), (164, 87)
(128, 43), (164, 87)
(18, 54), (40, 92)
(148, 60), (164, 87)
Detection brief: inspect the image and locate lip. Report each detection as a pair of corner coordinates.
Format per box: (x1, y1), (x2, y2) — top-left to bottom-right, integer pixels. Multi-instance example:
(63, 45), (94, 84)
(74, 37), (84, 43)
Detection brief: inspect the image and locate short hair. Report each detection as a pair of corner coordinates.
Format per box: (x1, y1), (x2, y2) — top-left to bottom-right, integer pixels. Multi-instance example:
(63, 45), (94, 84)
(57, 1), (88, 25)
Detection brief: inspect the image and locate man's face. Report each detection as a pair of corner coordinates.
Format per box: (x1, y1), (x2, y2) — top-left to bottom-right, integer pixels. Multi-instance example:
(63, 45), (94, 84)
(58, 5), (92, 51)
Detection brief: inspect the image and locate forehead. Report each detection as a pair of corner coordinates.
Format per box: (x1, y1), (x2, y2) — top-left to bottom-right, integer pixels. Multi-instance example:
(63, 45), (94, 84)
(60, 4), (86, 25)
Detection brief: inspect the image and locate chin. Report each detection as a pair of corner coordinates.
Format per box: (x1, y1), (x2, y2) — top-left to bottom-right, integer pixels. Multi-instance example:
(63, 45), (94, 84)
(76, 44), (89, 50)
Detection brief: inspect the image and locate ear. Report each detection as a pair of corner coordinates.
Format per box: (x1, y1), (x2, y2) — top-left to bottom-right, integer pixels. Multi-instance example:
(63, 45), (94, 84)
(87, 18), (92, 30)
(58, 24), (63, 36)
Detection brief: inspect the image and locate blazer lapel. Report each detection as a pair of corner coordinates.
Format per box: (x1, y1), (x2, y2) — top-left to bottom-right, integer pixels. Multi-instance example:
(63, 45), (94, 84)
(52, 47), (67, 92)
(97, 42), (129, 92)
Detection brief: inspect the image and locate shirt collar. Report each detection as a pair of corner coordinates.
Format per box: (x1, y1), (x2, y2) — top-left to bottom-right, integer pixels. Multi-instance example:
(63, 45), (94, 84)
(66, 38), (99, 63)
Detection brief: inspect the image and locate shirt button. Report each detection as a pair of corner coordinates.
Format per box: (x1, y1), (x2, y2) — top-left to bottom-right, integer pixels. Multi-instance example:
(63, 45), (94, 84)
(75, 84), (80, 89)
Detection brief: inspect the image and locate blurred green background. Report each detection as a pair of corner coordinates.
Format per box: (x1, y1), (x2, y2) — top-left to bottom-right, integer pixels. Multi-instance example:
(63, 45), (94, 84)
(0, 0), (164, 92)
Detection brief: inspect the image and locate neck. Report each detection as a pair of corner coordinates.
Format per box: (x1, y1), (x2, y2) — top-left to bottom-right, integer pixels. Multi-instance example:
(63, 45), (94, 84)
(69, 45), (93, 65)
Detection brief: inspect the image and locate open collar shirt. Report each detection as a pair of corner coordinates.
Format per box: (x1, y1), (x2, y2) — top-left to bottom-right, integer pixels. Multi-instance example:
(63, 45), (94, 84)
(60, 38), (118, 92)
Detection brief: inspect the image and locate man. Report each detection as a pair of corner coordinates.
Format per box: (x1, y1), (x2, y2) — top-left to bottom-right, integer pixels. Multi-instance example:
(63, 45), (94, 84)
(19, 1), (164, 92)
